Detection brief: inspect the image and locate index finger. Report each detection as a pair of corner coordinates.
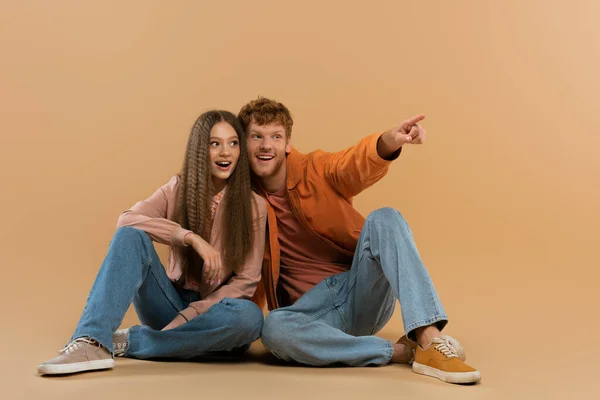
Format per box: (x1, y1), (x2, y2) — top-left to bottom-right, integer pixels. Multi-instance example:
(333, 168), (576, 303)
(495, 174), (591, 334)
(401, 114), (426, 129)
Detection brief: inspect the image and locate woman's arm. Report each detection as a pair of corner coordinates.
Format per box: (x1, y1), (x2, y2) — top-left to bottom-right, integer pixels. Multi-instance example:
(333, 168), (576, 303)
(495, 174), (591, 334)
(178, 196), (268, 321)
(116, 175), (192, 247)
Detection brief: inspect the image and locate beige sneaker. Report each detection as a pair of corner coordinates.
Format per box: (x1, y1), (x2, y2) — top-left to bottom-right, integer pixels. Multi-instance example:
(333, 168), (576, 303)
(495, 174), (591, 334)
(412, 336), (480, 384)
(112, 328), (129, 357)
(397, 334), (466, 365)
(37, 337), (114, 375)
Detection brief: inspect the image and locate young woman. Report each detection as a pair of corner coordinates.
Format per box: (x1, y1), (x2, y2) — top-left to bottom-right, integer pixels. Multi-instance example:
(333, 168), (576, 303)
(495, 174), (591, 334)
(38, 110), (267, 375)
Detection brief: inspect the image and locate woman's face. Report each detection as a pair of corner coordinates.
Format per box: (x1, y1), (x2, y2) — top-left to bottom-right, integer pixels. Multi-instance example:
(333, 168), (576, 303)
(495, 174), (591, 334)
(209, 121), (240, 189)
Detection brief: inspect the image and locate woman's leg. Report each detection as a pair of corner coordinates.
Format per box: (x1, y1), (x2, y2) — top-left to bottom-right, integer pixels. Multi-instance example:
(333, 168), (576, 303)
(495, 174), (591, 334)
(68, 226), (177, 351)
(38, 226), (174, 375)
(125, 298), (264, 360)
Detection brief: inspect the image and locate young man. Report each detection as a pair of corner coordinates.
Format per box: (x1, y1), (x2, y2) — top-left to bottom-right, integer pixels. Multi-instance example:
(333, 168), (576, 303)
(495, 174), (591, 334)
(238, 97), (481, 384)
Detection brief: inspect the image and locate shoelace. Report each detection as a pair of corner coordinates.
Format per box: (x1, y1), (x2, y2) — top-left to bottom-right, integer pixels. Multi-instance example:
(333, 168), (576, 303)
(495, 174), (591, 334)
(59, 337), (96, 355)
(432, 337), (459, 358)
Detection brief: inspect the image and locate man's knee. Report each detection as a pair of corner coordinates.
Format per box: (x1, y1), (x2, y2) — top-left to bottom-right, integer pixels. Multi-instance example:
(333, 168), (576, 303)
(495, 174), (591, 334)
(261, 311), (295, 354)
(366, 207), (410, 233)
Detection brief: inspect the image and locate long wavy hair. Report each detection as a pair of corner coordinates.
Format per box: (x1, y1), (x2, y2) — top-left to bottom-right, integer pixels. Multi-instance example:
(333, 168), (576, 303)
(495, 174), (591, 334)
(175, 110), (255, 281)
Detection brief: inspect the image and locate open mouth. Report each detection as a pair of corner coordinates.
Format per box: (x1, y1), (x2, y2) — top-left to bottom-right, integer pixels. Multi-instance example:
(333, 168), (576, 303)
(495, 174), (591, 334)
(215, 161), (232, 171)
(256, 155), (274, 162)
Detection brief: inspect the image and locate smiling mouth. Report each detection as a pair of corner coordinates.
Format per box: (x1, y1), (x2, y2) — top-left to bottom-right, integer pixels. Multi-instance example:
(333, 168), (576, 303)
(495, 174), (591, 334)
(215, 161), (232, 170)
(256, 155), (274, 161)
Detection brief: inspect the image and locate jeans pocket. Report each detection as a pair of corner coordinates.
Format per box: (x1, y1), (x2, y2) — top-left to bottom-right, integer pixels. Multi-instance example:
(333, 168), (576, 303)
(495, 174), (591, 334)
(325, 271), (353, 307)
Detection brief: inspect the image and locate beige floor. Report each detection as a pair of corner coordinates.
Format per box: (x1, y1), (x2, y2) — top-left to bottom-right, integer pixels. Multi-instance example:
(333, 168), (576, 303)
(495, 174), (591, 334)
(2, 255), (597, 400)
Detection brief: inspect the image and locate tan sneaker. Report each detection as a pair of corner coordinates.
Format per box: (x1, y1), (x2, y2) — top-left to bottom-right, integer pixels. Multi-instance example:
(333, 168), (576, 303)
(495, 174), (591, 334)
(37, 337), (114, 375)
(412, 336), (480, 384)
(398, 334), (466, 365)
(112, 328), (129, 357)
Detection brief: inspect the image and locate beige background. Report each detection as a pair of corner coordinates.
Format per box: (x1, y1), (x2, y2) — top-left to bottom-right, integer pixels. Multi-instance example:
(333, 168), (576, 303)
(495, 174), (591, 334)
(1, 1), (599, 399)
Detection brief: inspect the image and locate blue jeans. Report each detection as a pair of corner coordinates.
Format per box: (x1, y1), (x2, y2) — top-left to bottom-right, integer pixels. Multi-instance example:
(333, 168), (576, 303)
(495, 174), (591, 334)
(261, 208), (448, 367)
(70, 226), (264, 359)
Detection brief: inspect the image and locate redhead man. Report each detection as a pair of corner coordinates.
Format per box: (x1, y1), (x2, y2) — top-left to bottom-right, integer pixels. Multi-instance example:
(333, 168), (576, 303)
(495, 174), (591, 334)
(239, 97), (480, 384)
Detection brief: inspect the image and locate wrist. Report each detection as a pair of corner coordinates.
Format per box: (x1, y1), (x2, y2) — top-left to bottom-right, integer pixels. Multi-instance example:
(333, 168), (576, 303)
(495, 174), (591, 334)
(179, 306), (199, 322)
(377, 131), (402, 160)
(183, 232), (197, 246)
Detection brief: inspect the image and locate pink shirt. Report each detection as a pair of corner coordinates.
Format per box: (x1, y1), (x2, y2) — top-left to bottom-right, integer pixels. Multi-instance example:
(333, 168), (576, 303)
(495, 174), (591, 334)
(116, 175), (267, 320)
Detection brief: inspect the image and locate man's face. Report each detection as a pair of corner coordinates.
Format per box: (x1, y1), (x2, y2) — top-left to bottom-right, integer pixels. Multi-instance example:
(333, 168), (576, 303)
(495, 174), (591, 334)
(246, 121), (291, 182)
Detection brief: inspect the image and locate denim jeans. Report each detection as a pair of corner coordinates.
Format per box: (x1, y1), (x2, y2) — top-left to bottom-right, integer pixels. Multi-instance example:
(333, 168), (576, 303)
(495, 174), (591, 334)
(70, 226), (264, 359)
(261, 207), (447, 367)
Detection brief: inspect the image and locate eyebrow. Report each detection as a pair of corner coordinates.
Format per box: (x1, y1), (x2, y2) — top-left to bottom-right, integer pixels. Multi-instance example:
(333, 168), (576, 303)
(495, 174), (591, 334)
(209, 136), (239, 140)
(251, 130), (283, 135)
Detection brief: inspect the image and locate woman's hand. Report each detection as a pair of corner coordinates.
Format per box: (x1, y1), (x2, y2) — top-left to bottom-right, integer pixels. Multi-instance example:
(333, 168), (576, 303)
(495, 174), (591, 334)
(161, 313), (187, 331)
(185, 233), (223, 285)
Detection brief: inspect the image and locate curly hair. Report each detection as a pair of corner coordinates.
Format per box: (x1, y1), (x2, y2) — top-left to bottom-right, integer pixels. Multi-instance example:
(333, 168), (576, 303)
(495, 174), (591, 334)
(238, 96), (294, 138)
(175, 110), (255, 280)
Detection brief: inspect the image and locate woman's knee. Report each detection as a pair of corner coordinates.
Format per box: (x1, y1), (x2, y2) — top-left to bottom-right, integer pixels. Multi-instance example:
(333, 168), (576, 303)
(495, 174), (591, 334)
(221, 299), (264, 339)
(112, 226), (152, 248)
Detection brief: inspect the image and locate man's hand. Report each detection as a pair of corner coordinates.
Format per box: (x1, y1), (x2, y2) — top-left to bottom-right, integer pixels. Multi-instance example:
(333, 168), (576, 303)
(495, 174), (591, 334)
(184, 232), (223, 286)
(377, 114), (427, 160)
(161, 313), (187, 331)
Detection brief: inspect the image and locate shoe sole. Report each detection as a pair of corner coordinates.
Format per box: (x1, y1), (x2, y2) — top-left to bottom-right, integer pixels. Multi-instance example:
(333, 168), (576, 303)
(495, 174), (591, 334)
(412, 362), (481, 384)
(38, 359), (115, 375)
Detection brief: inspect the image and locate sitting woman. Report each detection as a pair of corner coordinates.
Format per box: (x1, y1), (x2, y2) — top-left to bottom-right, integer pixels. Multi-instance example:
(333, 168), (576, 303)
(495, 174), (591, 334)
(38, 110), (267, 375)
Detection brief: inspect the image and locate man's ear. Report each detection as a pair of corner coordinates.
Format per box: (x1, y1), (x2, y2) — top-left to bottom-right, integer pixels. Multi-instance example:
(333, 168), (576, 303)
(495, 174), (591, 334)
(285, 136), (292, 154)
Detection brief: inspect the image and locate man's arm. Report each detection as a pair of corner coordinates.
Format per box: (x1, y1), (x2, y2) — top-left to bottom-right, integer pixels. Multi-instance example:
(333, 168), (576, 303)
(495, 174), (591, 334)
(377, 114), (427, 159)
(321, 114), (427, 198)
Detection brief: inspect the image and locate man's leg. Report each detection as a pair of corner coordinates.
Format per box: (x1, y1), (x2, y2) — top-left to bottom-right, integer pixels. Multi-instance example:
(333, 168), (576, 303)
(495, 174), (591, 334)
(342, 207), (448, 343)
(261, 206), (446, 367)
(262, 207), (478, 382)
(345, 207), (480, 383)
(261, 273), (394, 367)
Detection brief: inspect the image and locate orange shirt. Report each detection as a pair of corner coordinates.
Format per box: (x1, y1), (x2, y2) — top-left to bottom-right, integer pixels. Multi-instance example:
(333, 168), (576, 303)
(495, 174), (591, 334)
(253, 132), (397, 311)
(265, 188), (353, 307)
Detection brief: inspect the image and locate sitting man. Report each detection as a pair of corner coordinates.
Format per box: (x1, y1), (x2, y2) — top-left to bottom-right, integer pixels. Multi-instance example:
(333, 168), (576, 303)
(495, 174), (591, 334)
(239, 97), (480, 384)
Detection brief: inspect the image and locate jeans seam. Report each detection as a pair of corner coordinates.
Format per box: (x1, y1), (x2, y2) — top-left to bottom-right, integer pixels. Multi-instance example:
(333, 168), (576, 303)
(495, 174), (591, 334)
(148, 267), (183, 314)
(382, 340), (394, 365)
(427, 278), (444, 317)
(325, 275), (356, 332)
(140, 235), (155, 268)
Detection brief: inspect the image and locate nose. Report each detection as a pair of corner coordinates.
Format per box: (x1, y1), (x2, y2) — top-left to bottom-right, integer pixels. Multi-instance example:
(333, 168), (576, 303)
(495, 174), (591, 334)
(219, 145), (231, 156)
(259, 137), (273, 151)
